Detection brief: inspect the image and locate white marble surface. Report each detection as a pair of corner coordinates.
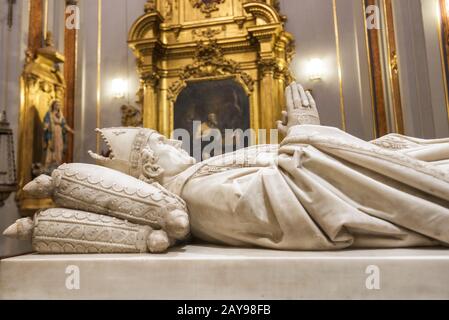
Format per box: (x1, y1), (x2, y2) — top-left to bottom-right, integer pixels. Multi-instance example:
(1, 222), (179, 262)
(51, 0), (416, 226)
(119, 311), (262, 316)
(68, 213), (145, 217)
(1, 245), (449, 300)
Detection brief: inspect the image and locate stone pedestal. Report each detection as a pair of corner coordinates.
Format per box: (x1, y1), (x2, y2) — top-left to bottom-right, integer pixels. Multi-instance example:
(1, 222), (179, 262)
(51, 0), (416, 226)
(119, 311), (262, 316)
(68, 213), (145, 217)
(1, 245), (449, 299)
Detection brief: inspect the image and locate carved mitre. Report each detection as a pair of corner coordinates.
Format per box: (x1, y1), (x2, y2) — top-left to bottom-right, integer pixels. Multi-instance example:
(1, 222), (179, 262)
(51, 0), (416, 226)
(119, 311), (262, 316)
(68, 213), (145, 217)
(89, 127), (157, 178)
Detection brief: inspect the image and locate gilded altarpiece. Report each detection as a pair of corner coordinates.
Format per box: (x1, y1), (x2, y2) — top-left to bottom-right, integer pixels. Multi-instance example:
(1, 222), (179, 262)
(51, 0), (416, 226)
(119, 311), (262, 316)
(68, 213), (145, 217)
(128, 0), (294, 141)
(16, 42), (66, 213)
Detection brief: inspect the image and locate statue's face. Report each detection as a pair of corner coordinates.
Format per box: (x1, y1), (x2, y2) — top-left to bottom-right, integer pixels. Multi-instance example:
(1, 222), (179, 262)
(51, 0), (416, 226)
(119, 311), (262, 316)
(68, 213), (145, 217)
(90, 128), (196, 184)
(208, 113), (217, 124)
(147, 132), (196, 178)
(52, 102), (61, 113)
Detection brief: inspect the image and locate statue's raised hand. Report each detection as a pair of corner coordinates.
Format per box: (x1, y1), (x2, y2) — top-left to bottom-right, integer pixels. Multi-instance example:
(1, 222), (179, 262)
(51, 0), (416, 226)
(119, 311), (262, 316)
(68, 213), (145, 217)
(277, 82), (320, 135)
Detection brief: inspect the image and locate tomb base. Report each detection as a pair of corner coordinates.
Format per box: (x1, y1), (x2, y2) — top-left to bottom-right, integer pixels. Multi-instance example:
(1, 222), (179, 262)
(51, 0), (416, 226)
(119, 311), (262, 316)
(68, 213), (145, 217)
(1, 245), (449, 299)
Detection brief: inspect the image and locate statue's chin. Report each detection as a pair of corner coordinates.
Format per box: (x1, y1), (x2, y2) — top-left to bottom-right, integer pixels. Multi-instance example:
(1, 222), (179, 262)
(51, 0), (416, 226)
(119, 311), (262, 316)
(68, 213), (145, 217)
(164, 161), (195, 179)
(156, 157), (195, 184)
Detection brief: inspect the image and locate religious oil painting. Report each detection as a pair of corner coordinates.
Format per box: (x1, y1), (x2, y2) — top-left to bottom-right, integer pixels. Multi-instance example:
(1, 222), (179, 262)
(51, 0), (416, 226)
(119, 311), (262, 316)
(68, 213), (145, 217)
(174, 79), (250, 160)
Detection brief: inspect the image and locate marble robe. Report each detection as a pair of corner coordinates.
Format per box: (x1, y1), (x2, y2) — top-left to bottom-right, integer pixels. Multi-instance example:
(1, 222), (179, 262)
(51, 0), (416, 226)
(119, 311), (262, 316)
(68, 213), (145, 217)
(167, 125), (449, 250)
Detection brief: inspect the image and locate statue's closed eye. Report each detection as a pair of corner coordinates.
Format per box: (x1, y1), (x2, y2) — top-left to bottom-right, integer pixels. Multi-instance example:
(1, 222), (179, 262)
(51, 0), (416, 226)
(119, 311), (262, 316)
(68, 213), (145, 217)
(167, 139), (183, 149)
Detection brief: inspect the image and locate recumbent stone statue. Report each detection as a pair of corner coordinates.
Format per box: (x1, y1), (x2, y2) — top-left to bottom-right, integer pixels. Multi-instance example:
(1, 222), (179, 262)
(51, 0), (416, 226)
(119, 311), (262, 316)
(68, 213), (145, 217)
(4, 82), (449, 253)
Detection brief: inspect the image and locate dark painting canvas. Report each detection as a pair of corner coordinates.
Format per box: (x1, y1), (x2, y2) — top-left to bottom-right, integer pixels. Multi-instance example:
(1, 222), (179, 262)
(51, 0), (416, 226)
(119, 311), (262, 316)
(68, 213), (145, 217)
(174, 79), (250, 160)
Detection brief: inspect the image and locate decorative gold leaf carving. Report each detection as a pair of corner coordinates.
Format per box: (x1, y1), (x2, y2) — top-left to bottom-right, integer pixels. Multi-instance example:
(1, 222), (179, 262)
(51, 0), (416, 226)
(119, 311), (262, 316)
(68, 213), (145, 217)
(167, 41), (254, 101)
(144, 0), (156, 13)
(391, 51), (398, 75)
(190, 0), (225, 18)
(192, 26), (225, 40)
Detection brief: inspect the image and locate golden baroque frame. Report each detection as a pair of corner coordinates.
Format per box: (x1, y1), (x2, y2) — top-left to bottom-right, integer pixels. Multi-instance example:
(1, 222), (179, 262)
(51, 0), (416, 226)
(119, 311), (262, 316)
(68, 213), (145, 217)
(128, 0), (294, 141)
(16, 41), (65, 213)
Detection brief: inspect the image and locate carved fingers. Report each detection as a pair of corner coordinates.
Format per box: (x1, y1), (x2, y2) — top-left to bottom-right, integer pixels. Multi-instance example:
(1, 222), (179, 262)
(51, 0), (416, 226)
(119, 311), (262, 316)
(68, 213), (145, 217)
(285, 84), (294, 114)
(306, 90), (316, 109)
(276, 111), (288, 136)
(279, 82), (321, 130)
(291, 82), (303, 109)
(295, 82), (310, 107)
(287, 82), (310, 109)
(278, 84), (295, 135)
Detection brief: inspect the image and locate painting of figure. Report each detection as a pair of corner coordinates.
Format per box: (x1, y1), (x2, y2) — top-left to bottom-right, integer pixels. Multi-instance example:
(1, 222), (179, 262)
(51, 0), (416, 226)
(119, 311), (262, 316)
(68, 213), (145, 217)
(174, 79), (250, 161)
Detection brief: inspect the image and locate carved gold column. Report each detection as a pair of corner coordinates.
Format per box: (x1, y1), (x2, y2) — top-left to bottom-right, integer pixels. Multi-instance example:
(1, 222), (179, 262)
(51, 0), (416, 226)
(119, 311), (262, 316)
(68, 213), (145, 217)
(142, 76), (159, 130)
(132, 7), (163, 131)
(258, 61), (275, 132)
(383, 0), (404, 134)
(275, 31), (294, 130)
(158, 74), (170, 137)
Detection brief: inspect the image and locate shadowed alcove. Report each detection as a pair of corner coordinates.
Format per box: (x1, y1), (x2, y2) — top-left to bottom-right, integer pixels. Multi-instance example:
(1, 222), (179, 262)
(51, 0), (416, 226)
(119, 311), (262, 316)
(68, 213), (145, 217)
(174, 78), (250, 160)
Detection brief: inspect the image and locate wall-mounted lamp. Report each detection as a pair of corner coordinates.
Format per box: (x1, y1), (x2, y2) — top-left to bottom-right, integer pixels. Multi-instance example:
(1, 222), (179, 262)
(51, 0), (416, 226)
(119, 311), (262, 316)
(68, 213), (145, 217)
(306, 58), (325, 81)
(111, 78), (127, 99)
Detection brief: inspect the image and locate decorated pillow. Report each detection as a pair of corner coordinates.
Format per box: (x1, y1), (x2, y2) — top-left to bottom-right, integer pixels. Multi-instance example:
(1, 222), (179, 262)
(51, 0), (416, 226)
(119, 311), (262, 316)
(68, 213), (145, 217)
(23, 163), (190, 240)
(3, 208), (172, 254)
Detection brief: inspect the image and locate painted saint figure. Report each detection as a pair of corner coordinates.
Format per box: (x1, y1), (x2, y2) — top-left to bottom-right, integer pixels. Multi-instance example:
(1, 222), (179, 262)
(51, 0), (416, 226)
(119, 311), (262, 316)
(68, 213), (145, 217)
(43, 101), (74, 173)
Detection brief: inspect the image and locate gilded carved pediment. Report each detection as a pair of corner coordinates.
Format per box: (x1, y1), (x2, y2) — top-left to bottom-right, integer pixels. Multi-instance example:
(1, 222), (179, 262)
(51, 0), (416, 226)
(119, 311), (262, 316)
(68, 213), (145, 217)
(128, 0), (295, 138)
(168, 41), (254, 101)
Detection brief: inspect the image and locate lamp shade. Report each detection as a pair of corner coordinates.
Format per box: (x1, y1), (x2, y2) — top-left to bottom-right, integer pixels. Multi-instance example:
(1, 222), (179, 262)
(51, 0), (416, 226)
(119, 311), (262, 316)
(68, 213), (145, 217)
(0, 111), (17, 206)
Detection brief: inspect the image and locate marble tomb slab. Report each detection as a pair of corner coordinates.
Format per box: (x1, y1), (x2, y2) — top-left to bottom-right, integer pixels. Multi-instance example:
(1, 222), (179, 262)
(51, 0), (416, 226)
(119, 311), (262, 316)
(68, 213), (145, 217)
(1, 244), (449, 299)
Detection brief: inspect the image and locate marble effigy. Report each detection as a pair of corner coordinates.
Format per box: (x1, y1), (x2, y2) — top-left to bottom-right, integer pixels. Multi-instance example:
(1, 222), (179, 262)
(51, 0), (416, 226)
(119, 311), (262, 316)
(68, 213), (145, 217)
(3, 83), (449, 253)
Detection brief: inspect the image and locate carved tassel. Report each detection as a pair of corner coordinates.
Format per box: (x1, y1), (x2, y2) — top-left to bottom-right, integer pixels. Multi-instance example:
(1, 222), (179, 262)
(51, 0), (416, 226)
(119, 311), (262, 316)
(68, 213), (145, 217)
(2, 217), (34, 240)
